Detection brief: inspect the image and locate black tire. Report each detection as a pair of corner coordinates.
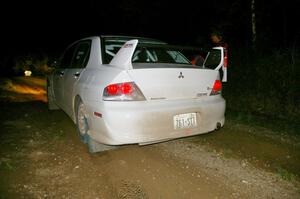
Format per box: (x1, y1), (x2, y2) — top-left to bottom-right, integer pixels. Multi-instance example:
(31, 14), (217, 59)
(76, 100), (89, 144)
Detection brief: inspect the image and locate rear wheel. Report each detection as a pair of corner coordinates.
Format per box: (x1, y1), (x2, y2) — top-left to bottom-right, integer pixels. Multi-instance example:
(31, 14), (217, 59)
(76, 100), (89, 144)
(76, 100), (117, 153)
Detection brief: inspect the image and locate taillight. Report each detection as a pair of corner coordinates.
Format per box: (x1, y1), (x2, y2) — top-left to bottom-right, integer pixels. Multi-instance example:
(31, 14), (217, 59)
(210, 80), (222, 95)
(103, 82), (146, 101)
(106, 84), (119, 95)
(120, 83), (132, 94)
(224, 48), (228, 68)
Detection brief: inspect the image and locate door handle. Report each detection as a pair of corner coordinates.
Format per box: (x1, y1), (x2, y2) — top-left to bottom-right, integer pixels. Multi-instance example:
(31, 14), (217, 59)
(74, 72), (80, 78)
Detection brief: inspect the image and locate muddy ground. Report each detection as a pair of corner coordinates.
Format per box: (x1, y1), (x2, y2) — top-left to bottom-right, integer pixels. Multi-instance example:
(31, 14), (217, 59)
(0, 77), (299, 199)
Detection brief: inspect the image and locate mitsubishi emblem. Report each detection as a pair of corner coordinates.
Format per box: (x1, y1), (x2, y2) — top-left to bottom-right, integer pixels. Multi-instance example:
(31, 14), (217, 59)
(178, 72), (184, 78)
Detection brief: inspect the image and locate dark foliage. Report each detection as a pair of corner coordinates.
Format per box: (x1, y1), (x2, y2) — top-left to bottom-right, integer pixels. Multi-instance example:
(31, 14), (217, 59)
(224, 46), (300, 122)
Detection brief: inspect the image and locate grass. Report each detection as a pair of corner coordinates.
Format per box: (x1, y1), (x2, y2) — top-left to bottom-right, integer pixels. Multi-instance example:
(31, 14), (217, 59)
(276, 167), (297, 182)
(225, 110), (300, 136)
(0, 159), (16, 171)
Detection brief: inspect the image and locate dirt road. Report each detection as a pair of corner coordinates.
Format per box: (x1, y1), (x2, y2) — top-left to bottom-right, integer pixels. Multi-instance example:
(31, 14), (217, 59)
(0, 77), (299, 199)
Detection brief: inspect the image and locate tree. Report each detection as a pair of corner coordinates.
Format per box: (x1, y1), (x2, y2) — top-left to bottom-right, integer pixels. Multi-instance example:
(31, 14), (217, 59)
(251, 0), (256, 50)
(13, 53), (50, 76)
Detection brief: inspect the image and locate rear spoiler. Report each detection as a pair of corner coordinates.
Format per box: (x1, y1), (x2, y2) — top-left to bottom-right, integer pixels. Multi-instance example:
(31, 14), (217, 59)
(109, 39), (138, 70)
(109, 40), (227, 82)
(109, 39), (208, 69)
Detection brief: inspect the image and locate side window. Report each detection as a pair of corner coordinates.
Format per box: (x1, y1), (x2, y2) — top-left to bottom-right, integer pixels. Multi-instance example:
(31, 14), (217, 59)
(60, 44), (77, 68)
(71, 41), (91, 68)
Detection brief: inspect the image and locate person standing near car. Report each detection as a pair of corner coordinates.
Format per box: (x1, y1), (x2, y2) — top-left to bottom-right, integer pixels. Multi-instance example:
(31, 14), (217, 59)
(210, 30), (228, 49)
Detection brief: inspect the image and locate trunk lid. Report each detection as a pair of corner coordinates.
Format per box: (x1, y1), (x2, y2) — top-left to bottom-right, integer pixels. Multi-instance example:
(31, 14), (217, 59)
(127, 65), (218, 100)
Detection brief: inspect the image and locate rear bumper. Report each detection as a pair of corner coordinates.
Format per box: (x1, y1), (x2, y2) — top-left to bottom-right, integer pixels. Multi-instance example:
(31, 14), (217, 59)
(86, 96), (225, 145)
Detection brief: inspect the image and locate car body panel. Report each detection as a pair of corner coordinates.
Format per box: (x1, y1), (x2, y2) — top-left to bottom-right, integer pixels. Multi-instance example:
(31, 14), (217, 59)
(63, 68), (84, 117)
(85, 96), (225, 145)
(52, 69), (65, 106)
(127, 67), (218, 100)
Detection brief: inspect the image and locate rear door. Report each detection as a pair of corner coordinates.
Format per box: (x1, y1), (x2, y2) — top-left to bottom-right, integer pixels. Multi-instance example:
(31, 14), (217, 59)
(63, 40), (91, 117)
(53, 43), (77, 108)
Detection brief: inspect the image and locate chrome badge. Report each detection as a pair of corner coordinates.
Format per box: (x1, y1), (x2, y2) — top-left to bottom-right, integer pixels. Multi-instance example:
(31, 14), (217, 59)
(178, 72), (184, 78)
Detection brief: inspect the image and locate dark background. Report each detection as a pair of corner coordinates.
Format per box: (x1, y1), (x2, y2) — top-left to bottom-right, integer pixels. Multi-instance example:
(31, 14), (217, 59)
(1, 0), (299, 58)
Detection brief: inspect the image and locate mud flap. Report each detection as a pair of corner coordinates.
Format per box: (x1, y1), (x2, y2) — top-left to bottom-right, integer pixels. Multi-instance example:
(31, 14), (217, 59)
(87, 135), (117, 153)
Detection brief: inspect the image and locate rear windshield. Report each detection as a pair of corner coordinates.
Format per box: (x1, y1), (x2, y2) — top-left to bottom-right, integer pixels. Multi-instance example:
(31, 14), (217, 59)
(102, 38), (192, 67)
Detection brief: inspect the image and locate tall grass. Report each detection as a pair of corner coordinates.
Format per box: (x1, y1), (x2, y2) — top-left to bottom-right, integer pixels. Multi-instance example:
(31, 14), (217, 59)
(223, 47), (300, 122)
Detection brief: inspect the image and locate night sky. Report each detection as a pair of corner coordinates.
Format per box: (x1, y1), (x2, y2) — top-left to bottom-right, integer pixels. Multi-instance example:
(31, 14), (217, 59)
(1, 0), (299, 60)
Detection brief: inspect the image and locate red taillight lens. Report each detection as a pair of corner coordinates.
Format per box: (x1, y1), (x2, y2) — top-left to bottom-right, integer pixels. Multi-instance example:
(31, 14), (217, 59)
(107, 84), (119, 95)
(103, 82), (146, 101)
(120, 83), (132, 94)
(106, 83), (132, 95)
(210, 80), (222, 95)
(213, 80), (222, 91)
(107, 83), (132, 95)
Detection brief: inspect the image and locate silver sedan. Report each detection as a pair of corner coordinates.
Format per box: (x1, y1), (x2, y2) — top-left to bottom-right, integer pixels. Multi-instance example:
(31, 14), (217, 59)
(47, 35), (227, 153)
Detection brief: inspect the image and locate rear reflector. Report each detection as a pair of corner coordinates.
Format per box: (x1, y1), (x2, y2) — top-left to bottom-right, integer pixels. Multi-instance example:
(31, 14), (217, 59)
(94, 112), (102, 118)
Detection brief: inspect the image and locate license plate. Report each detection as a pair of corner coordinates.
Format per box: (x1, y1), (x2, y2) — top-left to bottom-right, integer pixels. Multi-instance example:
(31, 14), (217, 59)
(173, 113), (197, 129)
